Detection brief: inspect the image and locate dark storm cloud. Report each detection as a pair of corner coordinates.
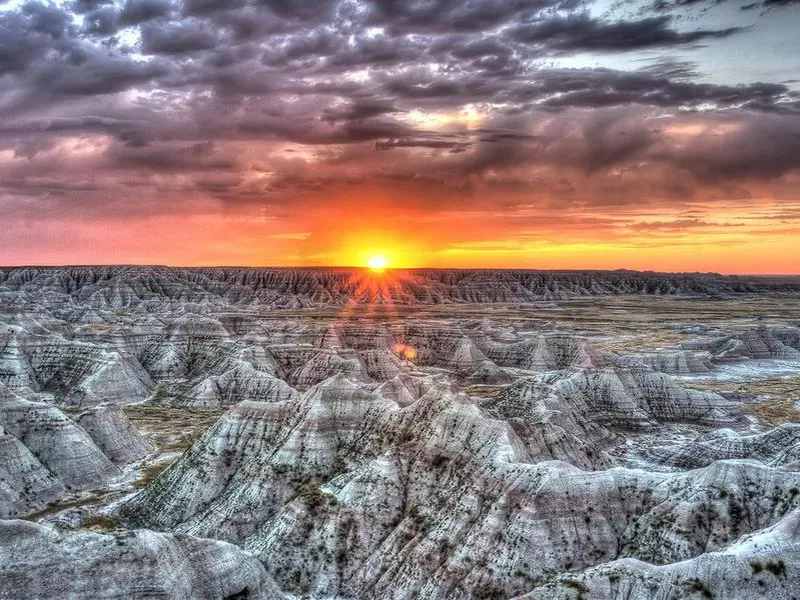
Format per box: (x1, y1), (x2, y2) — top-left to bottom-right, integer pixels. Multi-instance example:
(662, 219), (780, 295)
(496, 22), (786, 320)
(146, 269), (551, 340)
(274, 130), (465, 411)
(118, 0), (172, 25)
(645, 0), (799, 11)
(104, 140), (239, 171)
(22, 1), (72, 37)
(530, 69), (797, 112)
(27, 47), (168, 97)
(322, 99), (399, 122)
(0, 115), (137, 136)
(760, 0), (800, 6)
(0, 2), (78, 75)
(182, 0), (246, 16)
(363, 62), (797, 114)
(658, 114), (800, 181)
(1, 0), (799, 217)
(71, 0), (114, 13)
(638, 58), (699, 80)
(366, 0), (545, 33)
(81, 0), (171, 35)
(140, 20), (218, 53)
(82, 6), (120, 34)
(256, 0), (337, 20)
(375, 138), (471, 152)
(262, 27), (341, 65)
(218, 7), (289, 40)
(508, 14), (740, 52)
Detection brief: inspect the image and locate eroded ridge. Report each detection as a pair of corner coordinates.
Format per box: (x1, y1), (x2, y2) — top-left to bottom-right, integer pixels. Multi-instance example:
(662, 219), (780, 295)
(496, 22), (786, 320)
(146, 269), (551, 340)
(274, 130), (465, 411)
(0, 268), (799, 599)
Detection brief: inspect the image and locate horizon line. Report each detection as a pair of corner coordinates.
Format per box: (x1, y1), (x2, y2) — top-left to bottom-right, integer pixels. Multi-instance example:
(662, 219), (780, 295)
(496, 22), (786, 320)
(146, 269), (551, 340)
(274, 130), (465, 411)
(1, 264), (799, 277)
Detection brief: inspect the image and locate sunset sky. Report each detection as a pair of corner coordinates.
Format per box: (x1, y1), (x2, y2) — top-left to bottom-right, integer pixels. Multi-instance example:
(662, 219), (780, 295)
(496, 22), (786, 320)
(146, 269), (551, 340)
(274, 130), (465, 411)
(1, 0), (799, 273)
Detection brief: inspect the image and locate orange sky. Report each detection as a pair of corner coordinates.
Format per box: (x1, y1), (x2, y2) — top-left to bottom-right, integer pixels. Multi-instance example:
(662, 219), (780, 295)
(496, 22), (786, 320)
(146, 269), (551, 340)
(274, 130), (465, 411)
(5, 108), (799, 274)
(8, 182), (799, 274)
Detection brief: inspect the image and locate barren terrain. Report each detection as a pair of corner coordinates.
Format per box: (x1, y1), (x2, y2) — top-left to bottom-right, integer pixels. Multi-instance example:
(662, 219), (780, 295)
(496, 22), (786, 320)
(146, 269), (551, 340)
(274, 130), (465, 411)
(1, 267), (799, 599)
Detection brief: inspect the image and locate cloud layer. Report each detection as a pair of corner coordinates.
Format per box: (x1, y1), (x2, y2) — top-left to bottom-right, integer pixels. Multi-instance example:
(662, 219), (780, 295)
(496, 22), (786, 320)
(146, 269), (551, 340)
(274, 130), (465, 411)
(1, 0), (799, 271)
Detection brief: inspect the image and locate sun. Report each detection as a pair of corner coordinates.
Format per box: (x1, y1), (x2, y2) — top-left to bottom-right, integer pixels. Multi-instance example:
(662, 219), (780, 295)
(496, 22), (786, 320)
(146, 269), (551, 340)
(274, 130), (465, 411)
(367, 255), (389, 272)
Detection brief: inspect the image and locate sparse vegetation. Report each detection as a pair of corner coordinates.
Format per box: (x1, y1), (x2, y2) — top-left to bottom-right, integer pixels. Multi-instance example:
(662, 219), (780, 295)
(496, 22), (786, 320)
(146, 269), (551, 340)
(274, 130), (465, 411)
(123, 403), (221, 452)
(765, 559), (787, 578)
(686, 375), (800, 427)
(296, 481), (336, 513)
(81, 514), (120, 532)
(134, 461), (172, 489)
(562, 579), (590, 600)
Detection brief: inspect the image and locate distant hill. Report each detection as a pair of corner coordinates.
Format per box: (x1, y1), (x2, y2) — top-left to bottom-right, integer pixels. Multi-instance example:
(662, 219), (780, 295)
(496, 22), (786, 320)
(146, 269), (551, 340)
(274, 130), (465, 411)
(1, 266), (798, 310)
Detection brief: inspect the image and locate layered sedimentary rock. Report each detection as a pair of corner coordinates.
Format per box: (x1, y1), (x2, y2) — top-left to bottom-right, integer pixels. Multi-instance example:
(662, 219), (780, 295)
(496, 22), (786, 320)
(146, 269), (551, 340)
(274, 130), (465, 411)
(0, 386), (119, 492)
(75, 405), (151, 464)
(524, 507), (800, 600)
(120, 371), (792, 598)
(0, 322), (151, 407)
(188, 364), (300, 407)
(616, 350), (713, 375)
(121, 376), (403, 539)
(248, 459), (800, 598)
(0, 385), (151, 518)
(476, 332), (613, 372)
(685, 324), (800, 361)
(500, 366), (739, 430)
(482, 376), (618, 469)
(647, 424), (800, 469)
(0, 519), (284, 599)
(0, 426), (64, 519)
(1, 266), (796, 311)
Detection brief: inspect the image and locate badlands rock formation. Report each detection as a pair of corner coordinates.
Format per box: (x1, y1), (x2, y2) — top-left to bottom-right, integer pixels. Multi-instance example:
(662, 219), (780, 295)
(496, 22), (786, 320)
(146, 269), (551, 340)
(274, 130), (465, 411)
(0, 386), (119, 492)
(646, 424), (800, 469)
(0, 385), (149, 518)
(0, 425), (64, 519)
(0, 519), (283, 599)
(616, 350), (713, 375)
(525, 507), (800, 600)
(121, 373), (793, 598)
(1, 266), (798, 310)
(684, 324), (800, 361)
(0, 267), (798, 598)
(75, 404), (151, 464)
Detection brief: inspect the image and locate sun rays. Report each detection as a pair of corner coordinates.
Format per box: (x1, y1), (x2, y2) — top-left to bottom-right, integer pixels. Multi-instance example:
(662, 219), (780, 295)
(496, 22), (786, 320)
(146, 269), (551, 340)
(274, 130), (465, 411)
(327, 261), (422, 366)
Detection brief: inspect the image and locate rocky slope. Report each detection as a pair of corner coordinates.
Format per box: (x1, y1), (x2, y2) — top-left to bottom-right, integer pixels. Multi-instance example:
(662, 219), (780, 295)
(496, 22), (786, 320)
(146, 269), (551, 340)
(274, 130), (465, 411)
(0, 519), (283, 599)
(0, 385), (149, 518)
(645, 424), (800, 469)
(616, 350), (713, 375)
(683, 324), (800, 361)
(75, 404), (151, 465)
(523, 507), (800, 600)
(0, 425), (64, 519)
(120, 371), (795, 598)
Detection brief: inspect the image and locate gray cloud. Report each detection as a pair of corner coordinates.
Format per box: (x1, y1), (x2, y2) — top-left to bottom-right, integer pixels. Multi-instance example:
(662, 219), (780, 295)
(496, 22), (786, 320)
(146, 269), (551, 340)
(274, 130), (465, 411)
(140, 20), (218, 53)
(0, 0), (798, 219)
(119, 0), (172, 25)
(509, 14), (740, 53)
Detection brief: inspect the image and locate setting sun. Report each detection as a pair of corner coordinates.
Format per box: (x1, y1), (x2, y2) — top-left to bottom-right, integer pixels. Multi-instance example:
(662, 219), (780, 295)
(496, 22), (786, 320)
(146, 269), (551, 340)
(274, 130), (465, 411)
(367, 255), (389, 272)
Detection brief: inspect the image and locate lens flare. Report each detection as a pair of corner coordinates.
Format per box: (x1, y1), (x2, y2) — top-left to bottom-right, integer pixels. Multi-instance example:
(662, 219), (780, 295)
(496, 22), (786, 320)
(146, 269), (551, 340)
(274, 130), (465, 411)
(393, 343), (417, 361)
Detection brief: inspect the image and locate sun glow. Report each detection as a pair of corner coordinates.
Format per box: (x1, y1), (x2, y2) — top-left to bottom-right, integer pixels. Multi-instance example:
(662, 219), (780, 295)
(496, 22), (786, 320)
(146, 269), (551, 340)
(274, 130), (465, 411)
(367, 255), (389, 272)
